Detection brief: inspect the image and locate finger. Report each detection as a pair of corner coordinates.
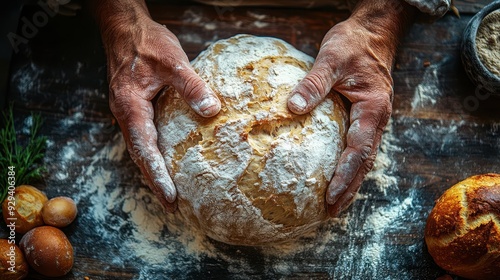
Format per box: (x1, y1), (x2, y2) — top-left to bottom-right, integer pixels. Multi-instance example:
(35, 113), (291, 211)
(327, 121), (384, 217)
(287, 59), (336, 114)
(327, 111), (376, 204)
(110, 90), (177, 212)
(328, 190), (357, 217)
(326, 97), (391, 216)
(169, 62), (221, 118)
(327, 147), (378, 217)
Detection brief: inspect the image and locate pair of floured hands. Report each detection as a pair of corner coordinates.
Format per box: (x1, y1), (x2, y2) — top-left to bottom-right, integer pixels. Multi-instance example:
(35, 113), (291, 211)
(92, 0), (416, 215)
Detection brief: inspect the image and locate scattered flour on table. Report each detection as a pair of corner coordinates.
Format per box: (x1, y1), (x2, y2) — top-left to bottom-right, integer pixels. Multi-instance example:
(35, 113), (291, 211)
(411, 56), (451, 110)
(43, 117), (348, 278)
(360, 194), (415, 273)
(11, 62), (44, 98)
(41, 108), (414, 278)
(331, 190), (421, 279)
(21, 115), (34, 134)
(332, 118), (422, 278)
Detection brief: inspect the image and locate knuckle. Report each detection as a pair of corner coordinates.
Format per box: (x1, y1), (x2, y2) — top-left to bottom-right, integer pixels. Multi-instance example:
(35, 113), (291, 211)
(180, 74), (206, 101)
(299, 70), (332, 100)
(126, 133), (153, 170)
(363, 154), (377, 173)
(127, 144), (143, 166)
(127, 128), (145, 157)
(347, 126), (374, 162)
(358, 144), (373, 163)
(126, 122), (159, 161)
(371, 95), (393, 119)
(374, 97), (393, 127)
(109, 90), (131, 118)
(376, 92), (393, 107)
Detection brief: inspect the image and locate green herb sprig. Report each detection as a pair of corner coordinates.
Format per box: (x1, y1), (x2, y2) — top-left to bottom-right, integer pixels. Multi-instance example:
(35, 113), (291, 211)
(0, 106), (47, 205)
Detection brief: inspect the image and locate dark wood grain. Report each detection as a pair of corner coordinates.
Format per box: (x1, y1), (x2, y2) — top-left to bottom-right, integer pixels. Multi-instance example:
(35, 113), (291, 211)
(2, 1), (499, 279)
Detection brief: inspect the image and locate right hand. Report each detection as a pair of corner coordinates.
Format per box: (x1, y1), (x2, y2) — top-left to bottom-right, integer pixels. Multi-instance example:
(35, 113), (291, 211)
(288, 19), (394, 218)
(98, 7), (221, 212)
(287, 0), (417, 217)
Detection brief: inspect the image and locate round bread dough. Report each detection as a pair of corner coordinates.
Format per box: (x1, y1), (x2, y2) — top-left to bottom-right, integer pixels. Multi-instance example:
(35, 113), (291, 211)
(155, 34), (348, 245)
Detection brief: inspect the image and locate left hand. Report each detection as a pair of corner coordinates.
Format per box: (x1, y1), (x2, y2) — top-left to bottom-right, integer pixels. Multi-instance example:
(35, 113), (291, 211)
(89, 0), (221, 212)
(287, 0), (416, 217)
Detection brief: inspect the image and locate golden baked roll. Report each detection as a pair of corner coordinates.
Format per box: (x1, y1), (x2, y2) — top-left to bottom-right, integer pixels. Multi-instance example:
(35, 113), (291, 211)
(425, 173), (500, 279)
(155, 34), (348, 245)
(2, 185), (48, 234)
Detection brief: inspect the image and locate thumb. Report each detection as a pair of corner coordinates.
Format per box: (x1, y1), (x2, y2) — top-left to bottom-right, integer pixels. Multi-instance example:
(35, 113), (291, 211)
(287, 64), (336, 115)
(170, 63), (221, 118)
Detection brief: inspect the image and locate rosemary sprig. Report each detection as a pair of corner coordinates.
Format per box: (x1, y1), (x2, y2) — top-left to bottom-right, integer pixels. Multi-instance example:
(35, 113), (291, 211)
(0, 106), (47, 206)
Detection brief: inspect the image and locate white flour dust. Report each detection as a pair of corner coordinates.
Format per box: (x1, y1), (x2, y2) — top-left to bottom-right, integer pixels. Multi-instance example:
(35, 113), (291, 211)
(41, 109), (419, 279)
(411, 56), (451, 110)
(329, 117), (423, 278)
(42, 114), (352, 278)
(360, 194), (414, 272)
(331, 189), (422, 279)
(11, 62), (44, 98)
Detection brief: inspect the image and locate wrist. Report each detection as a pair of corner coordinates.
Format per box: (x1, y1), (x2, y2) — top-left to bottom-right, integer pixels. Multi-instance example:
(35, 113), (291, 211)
(350, 0), (416, 62)
(89, 0), (152, 48)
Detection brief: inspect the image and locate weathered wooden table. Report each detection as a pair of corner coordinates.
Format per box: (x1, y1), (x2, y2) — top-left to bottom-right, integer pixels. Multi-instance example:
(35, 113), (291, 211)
(2, 1), (499, 279)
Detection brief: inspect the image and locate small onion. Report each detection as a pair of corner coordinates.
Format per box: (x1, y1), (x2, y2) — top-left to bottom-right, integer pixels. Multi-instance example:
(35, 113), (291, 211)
(20, 226), (74, 277)
(42, 196), (78, 228)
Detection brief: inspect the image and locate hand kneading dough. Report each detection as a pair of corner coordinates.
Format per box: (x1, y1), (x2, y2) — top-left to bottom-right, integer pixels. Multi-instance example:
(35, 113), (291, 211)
(155, 34), (348, 246)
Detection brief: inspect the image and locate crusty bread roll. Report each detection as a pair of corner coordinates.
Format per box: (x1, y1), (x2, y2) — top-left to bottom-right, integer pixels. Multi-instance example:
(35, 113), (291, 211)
(425, 173), (500, 279)
(0, 239), (29, 280)
(2, 185), (48, 234)
(155, 34), (348, 245)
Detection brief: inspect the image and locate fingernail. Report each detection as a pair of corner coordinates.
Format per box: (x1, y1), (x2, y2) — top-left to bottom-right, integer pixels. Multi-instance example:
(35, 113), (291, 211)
(436, 4), (448, 15)
(154, 176), (177, 203)
(326, 185), (344, 204)
(288, 94), (307, 112)
(164, 185), (176, 203)
(197, 95), (220, 117)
